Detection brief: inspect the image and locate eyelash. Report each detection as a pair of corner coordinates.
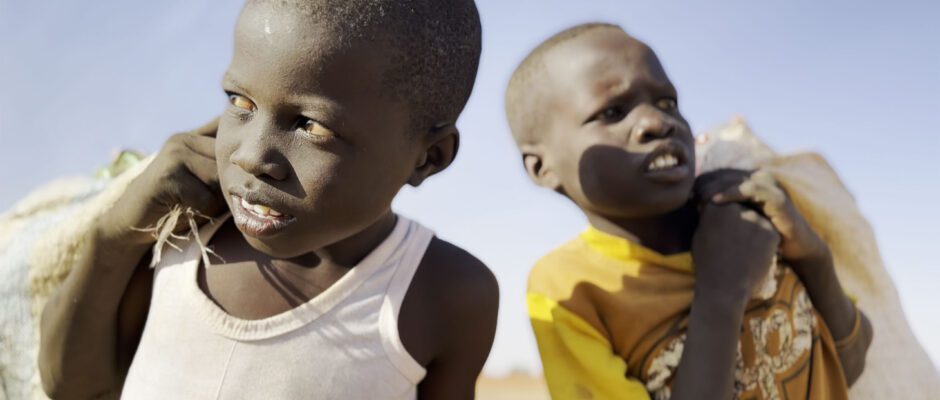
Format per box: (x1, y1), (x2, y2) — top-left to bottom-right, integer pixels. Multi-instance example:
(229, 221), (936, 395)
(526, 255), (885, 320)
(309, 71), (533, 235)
(296, 118), (336, 142)
(590, 97), (679, 124)
(224, 91), (338, 142)
(225, 92), (255, 119)
(596, 105), (627, 123)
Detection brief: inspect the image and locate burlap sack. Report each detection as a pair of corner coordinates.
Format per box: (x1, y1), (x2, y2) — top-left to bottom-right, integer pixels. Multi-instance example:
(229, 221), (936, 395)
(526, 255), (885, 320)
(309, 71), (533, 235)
(698, 117), (940, 399)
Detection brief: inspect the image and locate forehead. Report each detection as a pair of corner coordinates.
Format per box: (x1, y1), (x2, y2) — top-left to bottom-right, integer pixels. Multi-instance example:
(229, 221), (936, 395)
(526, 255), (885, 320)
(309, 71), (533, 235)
(545, 30), (673, 113)
(228, 3), (392, 102)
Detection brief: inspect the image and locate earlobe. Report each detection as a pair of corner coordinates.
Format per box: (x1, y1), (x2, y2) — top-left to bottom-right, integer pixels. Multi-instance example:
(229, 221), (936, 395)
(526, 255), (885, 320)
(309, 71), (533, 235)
(522, 148), (560, 190)
(408, 123), (459, 187)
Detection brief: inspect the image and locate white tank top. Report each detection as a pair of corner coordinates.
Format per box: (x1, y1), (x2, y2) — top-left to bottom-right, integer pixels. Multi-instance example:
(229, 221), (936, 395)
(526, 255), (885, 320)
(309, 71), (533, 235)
(122, 214), (433, 400)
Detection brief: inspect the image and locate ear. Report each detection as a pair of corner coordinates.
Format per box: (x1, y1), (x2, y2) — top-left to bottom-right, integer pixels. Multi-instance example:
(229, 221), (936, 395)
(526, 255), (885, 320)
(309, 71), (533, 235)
(408, 123), (460, 187)
(521, 144), (561, 190)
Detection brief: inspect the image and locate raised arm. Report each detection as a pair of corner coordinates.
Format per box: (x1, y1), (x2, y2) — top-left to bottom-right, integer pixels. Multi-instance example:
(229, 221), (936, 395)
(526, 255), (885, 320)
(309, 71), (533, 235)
(699, 168), (873, 385)
(787, 248), (873, 385)
(670, 203), (781, 399)
(39, 224), (154, 399)
(39, 119), (222, 398)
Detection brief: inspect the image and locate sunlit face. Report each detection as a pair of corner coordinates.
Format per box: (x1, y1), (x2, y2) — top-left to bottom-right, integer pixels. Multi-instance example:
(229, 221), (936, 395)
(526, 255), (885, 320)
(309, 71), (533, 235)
(216, 3), (421, 258)
(538, 29), (696, 219)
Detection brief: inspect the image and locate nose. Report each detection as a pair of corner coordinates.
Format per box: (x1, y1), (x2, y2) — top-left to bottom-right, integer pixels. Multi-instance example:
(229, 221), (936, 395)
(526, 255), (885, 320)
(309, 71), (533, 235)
(230, 132), (289, 181)
(631, 109), (675, 144)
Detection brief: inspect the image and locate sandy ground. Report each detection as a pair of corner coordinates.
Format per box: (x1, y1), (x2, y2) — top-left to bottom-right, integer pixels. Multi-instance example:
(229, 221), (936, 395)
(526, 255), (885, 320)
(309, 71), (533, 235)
(476, 374), (550, 400)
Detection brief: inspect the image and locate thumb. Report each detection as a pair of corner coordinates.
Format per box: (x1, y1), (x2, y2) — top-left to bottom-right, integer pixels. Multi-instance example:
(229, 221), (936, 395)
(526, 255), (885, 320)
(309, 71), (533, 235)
(190, 116), (220, 138)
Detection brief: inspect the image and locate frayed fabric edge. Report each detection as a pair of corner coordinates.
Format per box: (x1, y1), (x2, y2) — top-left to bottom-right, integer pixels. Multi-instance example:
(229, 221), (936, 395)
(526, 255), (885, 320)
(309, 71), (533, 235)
(131, 205), (225, 268)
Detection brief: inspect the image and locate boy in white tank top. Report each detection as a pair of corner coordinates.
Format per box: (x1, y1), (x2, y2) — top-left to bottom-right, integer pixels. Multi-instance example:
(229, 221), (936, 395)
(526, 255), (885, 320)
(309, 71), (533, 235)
(37, 1), (499, 399)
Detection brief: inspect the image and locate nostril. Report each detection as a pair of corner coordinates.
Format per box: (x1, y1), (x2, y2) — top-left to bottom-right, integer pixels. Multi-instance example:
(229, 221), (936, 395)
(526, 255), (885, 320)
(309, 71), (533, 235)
(662, 124), (675, 137)
(639, 125), (675, 142)
(263, 163), (289, 181)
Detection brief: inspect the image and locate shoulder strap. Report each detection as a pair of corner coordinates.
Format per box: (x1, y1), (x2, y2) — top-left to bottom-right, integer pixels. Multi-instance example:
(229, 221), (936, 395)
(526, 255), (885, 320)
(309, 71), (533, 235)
(378, 218), (434, 384)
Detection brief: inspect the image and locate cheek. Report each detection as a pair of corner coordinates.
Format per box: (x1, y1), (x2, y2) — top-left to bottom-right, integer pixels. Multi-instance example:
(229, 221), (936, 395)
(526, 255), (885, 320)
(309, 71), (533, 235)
(292, 150), (405, 212)
(575, 145), (645, 209)
(574, 143), (692, 218)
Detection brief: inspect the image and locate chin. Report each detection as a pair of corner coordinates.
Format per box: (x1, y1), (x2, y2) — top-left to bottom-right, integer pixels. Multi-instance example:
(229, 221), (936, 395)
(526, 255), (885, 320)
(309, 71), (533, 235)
(240, 233), (304, 259)
(647, 195), (691, 216)
(593, 184), (693, 219)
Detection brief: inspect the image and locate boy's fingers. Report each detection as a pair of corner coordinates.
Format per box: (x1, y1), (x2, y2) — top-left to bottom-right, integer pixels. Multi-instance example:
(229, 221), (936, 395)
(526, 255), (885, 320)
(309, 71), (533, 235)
(715, 176), (797, 236)
(178, 173), (223, 217)
(189, 117), (220, 138)
(180, 134), (216, 160)
(712, 179), (758, 204)
(184, 154), (220, 190)
(694, 169), (752, 201)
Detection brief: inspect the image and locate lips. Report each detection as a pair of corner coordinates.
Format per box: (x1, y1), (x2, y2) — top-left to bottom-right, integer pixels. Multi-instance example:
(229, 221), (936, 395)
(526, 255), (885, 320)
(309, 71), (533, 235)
(641, 141), (692, 183)
(228, 190), (296, 238)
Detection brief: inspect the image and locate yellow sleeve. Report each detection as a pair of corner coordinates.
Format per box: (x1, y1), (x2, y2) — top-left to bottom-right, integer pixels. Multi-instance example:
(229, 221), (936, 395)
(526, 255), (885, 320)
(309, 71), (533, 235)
(528, 292), (650, 400)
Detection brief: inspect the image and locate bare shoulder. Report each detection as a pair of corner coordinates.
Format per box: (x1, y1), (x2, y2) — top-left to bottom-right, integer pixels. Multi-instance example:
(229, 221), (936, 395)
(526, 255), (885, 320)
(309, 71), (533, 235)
(399, 236), (499, 367)
(420, 237), (499, 302)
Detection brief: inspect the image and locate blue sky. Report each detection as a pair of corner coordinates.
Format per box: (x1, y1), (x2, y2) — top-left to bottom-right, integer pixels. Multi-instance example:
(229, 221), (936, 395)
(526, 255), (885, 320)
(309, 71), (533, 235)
(1, 0), (937, 375)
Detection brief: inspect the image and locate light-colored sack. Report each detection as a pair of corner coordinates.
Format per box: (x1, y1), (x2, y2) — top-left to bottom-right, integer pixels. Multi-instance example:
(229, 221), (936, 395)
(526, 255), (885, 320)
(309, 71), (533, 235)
(0, 153), (152, 400)
(697, 117), (940, 399)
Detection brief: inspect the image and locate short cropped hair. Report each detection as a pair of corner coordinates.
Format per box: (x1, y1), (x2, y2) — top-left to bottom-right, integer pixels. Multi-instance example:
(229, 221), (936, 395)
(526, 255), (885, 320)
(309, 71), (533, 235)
(505, 23), (623, 146)
(250, 0), (482, 132)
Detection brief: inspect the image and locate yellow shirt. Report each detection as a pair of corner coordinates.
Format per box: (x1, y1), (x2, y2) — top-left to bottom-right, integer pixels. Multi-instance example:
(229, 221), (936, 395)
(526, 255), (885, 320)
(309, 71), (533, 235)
(527, 227), (851, 400)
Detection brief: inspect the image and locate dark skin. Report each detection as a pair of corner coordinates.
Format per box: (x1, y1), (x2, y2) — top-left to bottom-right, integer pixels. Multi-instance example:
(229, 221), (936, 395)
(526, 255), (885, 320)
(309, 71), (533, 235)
(515, 28), (871, 398)
(38, 4), (498, 399)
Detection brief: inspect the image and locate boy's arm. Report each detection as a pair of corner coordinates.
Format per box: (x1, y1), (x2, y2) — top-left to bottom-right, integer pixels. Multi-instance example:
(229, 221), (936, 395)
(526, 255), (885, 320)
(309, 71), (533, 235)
(40, 119), (223, 398)
(39, 223), (154, 399)
(788, 249), (873, 385)
(401, 239), (499, 400)
(669, 203), (782, 399)
(668, 286), (749, 400)
(699, 168), (874, 385)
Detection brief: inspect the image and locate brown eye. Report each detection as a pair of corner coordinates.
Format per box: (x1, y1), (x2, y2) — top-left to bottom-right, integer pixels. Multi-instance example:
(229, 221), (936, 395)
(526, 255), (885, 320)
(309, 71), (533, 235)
(598, 106), (627, 123)
(228, 94), (255, 111)
(656, 98), (677, 111)
(302, 119), (335, 139)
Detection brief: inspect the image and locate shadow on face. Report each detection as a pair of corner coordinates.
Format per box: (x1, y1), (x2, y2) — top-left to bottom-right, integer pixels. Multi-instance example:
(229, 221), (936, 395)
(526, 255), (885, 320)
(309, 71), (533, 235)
(578, 144), (694, 219)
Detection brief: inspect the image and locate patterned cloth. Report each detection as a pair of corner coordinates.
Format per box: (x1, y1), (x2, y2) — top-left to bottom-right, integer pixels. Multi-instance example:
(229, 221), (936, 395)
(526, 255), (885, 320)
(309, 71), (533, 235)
(527, 226), (851, 400)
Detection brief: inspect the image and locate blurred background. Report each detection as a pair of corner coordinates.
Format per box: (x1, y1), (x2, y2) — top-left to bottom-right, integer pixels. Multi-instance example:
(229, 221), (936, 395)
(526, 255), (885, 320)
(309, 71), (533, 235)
(1, 0), (937, 395)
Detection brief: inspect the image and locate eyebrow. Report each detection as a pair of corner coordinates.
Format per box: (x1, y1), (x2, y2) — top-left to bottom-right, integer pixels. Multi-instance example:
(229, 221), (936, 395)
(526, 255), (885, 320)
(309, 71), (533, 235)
(221, 74), (252, 96)
(593, 77), (676, 108)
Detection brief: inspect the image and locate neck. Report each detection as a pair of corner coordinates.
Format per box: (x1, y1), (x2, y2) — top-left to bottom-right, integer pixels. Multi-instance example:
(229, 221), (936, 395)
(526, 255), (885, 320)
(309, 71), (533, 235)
(585, 201), (698, 255)
(312, 210), (398, 268)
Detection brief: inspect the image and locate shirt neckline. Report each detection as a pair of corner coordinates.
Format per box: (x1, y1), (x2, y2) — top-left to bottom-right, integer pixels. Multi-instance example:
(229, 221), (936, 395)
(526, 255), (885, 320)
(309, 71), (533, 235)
(181, 212), (412, 341)
(580, 225), (694, 274)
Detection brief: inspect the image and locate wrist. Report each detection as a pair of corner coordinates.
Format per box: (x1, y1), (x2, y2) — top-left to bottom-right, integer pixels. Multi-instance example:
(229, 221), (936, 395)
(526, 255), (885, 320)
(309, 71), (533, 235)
(692, 282), (751, 316)
(786, 236), (830, 265)
(94, 214), (154, 252)
(787, 245), (833, 280)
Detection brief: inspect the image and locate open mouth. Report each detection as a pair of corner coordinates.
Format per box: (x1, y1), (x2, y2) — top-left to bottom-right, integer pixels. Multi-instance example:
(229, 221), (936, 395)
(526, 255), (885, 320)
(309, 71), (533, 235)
(642, 142), (692, 182)
(230, 194), (296, 237)
(237, 196), (285, 218)
(646, 153), (681, 171)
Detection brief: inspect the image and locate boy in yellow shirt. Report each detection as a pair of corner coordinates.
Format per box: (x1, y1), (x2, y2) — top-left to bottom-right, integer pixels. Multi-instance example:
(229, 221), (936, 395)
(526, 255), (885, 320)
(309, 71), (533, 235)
(505, 23), (872, 399)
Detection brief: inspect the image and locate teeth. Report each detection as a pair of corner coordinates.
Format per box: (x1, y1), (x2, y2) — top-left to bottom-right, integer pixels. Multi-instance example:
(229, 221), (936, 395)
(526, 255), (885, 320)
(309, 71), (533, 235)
(237, 196), (283, 218)
(649, 154), (679, 171)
